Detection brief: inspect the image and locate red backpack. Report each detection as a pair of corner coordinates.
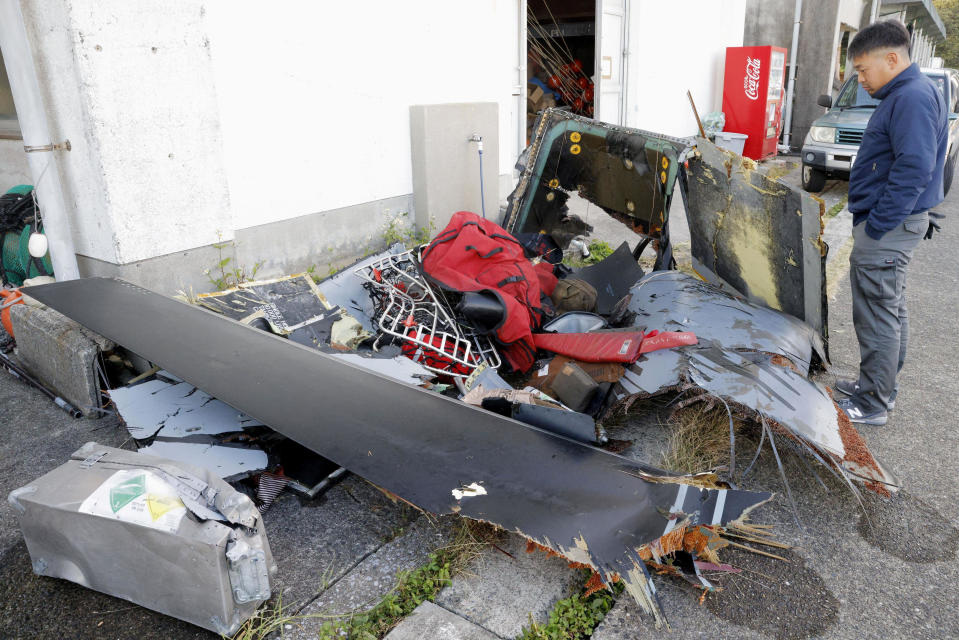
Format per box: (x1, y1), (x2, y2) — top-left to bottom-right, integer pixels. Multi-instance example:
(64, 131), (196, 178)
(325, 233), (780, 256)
(421, 211), (557, 372)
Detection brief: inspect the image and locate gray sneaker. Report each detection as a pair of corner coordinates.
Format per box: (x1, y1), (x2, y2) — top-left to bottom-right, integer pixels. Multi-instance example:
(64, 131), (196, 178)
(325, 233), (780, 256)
(837, 397), (888, 426)
(834, 378), (897, 410)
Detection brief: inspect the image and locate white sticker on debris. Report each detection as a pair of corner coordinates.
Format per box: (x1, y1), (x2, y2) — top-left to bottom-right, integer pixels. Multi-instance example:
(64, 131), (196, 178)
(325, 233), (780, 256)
(79, 469), (187, 533)
(451, 482), (487, 500)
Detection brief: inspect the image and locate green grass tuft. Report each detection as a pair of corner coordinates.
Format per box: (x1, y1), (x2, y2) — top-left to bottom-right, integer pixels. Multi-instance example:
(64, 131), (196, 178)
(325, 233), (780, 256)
(826, 194), (848, 219)
(517, 571), (625, 640)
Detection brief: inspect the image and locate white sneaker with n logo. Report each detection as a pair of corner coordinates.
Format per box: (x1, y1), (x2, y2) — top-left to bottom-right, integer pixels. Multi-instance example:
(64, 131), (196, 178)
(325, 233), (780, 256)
(837, 398), (888, 426)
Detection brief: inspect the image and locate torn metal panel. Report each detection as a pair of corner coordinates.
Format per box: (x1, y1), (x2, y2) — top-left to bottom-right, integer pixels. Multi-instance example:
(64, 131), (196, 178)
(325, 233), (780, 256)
(25, 277), (772, 626)
(682, 138), (828, 341)
(609, 343), (897, 489)
(8, 442), (274, 635)
(138, 439), (269, 481)
(196, 273), (334, 335)
(505, 109), (686, 264)
(573, 242), (644, 315)
(625, 271), (826, 374)
(108, 375), (264, 439)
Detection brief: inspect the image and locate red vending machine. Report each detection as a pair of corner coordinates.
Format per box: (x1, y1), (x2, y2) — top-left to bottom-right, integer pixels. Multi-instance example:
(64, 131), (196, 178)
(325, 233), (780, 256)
(721, 46), (787, 161)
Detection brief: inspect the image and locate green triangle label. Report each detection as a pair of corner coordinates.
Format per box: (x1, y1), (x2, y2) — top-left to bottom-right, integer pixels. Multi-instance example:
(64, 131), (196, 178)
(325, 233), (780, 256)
(109, 473), (146, 513)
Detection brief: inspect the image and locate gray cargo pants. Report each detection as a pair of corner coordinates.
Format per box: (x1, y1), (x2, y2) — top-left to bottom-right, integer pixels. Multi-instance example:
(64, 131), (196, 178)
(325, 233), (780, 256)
(849, 211), (928, 413)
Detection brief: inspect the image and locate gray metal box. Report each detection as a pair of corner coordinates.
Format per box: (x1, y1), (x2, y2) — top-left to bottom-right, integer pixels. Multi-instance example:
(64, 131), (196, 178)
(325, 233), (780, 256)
(551, 361), (599, 413)
(7, 442), (276, 635)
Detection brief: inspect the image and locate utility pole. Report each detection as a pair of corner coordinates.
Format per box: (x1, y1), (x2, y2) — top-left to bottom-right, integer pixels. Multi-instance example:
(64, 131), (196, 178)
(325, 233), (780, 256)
(781, 0), (803, 151)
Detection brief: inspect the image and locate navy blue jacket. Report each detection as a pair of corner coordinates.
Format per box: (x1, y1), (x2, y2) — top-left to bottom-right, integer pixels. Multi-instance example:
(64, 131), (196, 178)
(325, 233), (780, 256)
(848, 64), (948, 240)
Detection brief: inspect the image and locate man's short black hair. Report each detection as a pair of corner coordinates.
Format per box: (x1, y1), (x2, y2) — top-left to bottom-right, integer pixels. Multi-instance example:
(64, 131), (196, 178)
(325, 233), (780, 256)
(848, 20), (911, 60)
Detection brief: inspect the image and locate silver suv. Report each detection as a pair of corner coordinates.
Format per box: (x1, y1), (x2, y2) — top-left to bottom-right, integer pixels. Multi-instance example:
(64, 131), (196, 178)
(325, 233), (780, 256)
(800, 68), (959, 193)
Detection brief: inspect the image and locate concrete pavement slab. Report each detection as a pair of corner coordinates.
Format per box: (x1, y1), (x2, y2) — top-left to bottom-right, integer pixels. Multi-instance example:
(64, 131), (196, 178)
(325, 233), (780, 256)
(434, 533), (580, 638)
(383, 601), (500, 640)
(264, 477), (416, 612)
(0, 374), (127, 553)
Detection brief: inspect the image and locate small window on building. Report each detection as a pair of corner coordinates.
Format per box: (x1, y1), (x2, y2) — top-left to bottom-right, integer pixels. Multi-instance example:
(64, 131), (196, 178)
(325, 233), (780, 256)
(0, 48), (22, 139)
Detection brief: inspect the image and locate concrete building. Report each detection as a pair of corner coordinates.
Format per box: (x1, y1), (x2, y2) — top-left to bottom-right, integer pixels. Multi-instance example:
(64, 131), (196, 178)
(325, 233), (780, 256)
(1, 0), (746, 295)
(744, 0), (946, 150)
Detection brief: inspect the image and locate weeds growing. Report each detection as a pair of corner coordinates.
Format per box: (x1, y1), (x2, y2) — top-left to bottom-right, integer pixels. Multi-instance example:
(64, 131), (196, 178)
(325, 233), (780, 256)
(563, 239), (615, 268)
(205, 235), (263, 291)
(826, 194), (848, 219)
(382, 212), (435, 250)
(517, 571), (624, 640)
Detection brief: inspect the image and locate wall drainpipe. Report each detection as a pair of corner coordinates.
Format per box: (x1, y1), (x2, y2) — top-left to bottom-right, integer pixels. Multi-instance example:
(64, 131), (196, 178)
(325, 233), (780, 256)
(0, 0), (80, 281)
(781, 0), (802, 152)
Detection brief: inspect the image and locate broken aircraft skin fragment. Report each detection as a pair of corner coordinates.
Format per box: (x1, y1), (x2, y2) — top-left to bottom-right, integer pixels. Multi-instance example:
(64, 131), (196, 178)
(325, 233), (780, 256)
(505, 109), (688, 269)
(24, 277), (771, 628)
(314, 243), (408, 333)
(681, 137), (828, 343)
(624, 270), (827, 375)
(137, 439), (269, 481)
(108, 373), (265, 439)
(606, 341), (897, 492)
(195, 273), (337, 335)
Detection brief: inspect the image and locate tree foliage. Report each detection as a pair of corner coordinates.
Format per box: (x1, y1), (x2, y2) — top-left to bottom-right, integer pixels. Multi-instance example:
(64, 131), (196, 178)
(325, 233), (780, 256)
(934, 0), (959, 68)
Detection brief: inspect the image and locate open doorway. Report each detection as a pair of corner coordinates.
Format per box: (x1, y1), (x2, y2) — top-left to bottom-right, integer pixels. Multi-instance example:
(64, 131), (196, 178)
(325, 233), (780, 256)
(523, 2), (643, 263)
(525, 0), (597, 144)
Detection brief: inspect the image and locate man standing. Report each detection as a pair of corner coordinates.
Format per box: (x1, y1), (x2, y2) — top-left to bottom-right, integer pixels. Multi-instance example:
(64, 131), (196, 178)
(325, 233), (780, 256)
(838, 20), (947, 425)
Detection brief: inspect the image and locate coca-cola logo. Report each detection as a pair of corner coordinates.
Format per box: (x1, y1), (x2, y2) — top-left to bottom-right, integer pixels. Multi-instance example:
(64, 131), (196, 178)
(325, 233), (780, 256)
(744, 57), (761, 100)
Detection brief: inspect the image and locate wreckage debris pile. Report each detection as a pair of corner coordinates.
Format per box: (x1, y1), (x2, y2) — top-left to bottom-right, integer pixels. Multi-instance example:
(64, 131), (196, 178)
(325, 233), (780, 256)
(183, 210), (711, 450)
(17, 202), (897, 632)
(109, 208), (896, 515)
(7, 108), (903, 633)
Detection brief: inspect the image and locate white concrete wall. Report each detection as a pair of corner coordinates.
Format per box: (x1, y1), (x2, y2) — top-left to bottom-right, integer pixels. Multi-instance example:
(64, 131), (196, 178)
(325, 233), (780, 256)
(0, 138), (30, 188)
(204, 0), (521, 233)
(838, 0), (866, 28)
(19, 0), (112, 262)
(13, 0), (749, 271)
(21, 0), (232, 265)
(626, 0), (746, 138)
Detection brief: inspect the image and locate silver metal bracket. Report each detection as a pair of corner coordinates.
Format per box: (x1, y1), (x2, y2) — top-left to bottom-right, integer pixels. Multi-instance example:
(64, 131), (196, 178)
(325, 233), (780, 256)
(24, 140), (71, 153)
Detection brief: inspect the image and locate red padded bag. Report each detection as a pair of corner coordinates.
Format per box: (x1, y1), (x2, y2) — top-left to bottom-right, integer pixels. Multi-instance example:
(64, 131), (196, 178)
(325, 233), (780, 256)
(421, 211), (556, 372)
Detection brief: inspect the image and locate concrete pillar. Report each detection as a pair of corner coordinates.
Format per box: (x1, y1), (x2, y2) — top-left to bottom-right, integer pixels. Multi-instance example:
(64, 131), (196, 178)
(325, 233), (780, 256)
(0, 0), (80, 280)
(410, 103), (499, 230)
(18, 0), (232, 268)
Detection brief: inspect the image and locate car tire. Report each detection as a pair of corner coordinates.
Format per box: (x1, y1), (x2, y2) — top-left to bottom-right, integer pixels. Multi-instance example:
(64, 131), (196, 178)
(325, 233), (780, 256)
(944, 153), (955, 196)
(801, 164), (827, 192)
